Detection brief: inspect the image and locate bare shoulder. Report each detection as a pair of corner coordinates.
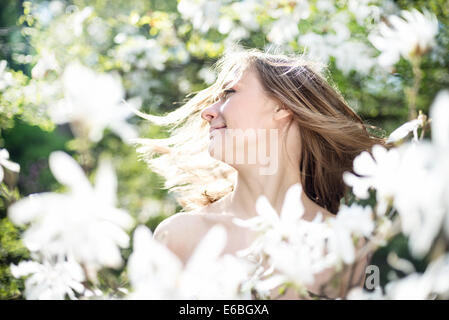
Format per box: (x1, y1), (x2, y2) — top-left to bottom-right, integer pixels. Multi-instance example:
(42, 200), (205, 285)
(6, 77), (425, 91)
(153, 211), (204, 242)
(153, 210), (209, 264)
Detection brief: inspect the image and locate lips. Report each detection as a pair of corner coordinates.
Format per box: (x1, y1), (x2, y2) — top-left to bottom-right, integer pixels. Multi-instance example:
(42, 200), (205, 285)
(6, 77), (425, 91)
(209, 125), (227, 134)
(209, 125), (227, 138)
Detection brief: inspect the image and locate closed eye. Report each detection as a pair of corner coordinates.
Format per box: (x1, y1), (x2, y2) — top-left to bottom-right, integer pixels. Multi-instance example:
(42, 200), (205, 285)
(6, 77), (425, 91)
(221, 88), (236, 99)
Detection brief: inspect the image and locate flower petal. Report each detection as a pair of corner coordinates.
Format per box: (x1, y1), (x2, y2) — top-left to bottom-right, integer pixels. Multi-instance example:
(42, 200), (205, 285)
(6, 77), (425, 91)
(49, 151), (92, 192)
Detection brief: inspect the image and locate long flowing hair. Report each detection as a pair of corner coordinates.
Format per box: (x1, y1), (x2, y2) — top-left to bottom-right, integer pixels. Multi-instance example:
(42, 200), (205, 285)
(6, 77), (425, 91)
(133, 47), (390, 214)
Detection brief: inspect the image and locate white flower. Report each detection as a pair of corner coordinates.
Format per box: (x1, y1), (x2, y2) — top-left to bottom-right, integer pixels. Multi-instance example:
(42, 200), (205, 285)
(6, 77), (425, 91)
(198, 67), (217, 85)
(8, 151), (134, 279)
(113, 36), (167, 71)
(384, 254), (449, 299)
(178, 0), (222, 34)
(10, 255), (85, 300)
(386, 272), (433, 300)
(333, 40), (376, 75)
(298, 33), (332, 64)
(218, 16), (234, 34)
(48, 62), (139, 143)
(347, 0), (382, 25)
(0, 148), (20, 183)
(347, 286), (385, 300)
(267, 17), (299, 46)
(179, 225), (252, 299)
(299, 27), (376, 75)
(327, 204), (374, 264)
(343, 144), (401, 204)
(344, 143), (446, 258)
(266, 0), (310, 46)
(233, 183), (305, 241)
(344, 91), (449, 258)
(224, 27), (250, 46)
(429, 91), (449, 241)
(349, 254), (449, 300)
(386, 117), (425, 143)
(315, 0), (336, 14)
(233, 184), (337, 293)
(430, 90), (449, 149)
(31, 49), (60, 79)
(70, 6), (93, 37)
(392, 143), (446, 257)
(127, 224), (252, 299)
(0, 60), (15, 91)
(230, 0), (260, 31)
(127, 225), (183, 299)
(368, 9), (439, 67)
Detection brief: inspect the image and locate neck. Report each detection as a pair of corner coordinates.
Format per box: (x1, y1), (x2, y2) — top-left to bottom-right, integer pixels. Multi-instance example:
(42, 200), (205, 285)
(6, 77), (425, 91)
(222, 154), (321, 221)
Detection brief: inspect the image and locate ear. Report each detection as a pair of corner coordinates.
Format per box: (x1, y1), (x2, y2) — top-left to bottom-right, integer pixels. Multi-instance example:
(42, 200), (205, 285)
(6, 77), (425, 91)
(273, 106), (292, 121)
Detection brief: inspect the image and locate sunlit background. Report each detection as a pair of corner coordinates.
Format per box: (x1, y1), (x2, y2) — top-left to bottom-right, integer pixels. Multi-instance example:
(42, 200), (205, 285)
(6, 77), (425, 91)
(0, 0), (448, 300)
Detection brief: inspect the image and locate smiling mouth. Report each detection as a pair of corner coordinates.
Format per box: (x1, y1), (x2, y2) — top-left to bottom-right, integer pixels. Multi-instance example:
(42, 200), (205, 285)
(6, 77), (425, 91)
(209, 126), (227, 138)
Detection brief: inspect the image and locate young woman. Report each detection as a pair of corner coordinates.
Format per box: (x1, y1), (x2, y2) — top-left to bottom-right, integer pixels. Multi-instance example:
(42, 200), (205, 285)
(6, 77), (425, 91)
(135, 47), (388, 299)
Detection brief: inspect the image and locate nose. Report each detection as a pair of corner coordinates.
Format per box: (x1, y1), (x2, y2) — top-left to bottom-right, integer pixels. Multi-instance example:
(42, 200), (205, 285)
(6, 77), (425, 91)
(201, 101), (221, 123)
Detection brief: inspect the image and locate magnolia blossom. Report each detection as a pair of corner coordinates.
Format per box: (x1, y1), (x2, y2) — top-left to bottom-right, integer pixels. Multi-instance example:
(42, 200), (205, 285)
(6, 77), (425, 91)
(8, 151), (134, 279)
(177, 0), (223, 34)
(48, 62), (139, 143)
(298, 24), (375, 75)
(178, 225), (253, 299)
(233, 184), (371, 297)
(386, 116), (425, 143)
(347, 0), (383, 25)
(266, 0), (310, 46)
(343, 144), (401, 210)
(113, 36), (167, 72)
(430, 90), (449, 149)
(127, 225), (183, 299)
(298, 32), (333, 64)
(10, 255), (85, 300)
(0, 60), (15, 91)
(229, 0), (260, 31)
(198, 67), (217, 85)
(349, 253), (449, 300)
(31, 49), (60, 79)
(368, 9), (439, 67)
(267, 16), (300, 46)
(70, 6), (93, 37)
(333, 40), (376, 75)
(327, 204), (374, 264)
(344, 90), (449, 258)
(344, 142), (446, 258)
(0, 148), (20, 183)
(31, 0), (64, 26)
(127, 224), (253, 299)
(233, 184), (306, 243)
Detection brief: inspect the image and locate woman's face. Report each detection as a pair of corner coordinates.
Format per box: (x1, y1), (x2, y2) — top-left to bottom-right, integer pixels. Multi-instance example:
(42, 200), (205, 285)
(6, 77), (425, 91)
(201, 67), (285, 167)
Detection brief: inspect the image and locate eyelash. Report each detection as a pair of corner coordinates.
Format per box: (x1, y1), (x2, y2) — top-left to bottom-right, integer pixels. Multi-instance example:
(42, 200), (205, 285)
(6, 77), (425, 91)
(221, 88), (235, 99)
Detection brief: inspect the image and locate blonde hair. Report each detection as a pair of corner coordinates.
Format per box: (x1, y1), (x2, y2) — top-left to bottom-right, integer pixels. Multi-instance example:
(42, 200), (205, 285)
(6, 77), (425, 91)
(134, 47), (390, 214)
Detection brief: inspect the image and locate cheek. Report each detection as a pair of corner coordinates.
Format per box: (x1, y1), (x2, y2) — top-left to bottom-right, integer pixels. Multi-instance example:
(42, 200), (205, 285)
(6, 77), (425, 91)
(223, 96), (270, 130)
(221, 100), (244, 128)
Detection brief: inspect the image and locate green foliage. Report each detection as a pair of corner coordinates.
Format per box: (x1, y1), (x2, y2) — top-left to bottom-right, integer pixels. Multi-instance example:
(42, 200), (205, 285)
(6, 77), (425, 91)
(2, 119), (71, 195)
(0, 218), (29, 299)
